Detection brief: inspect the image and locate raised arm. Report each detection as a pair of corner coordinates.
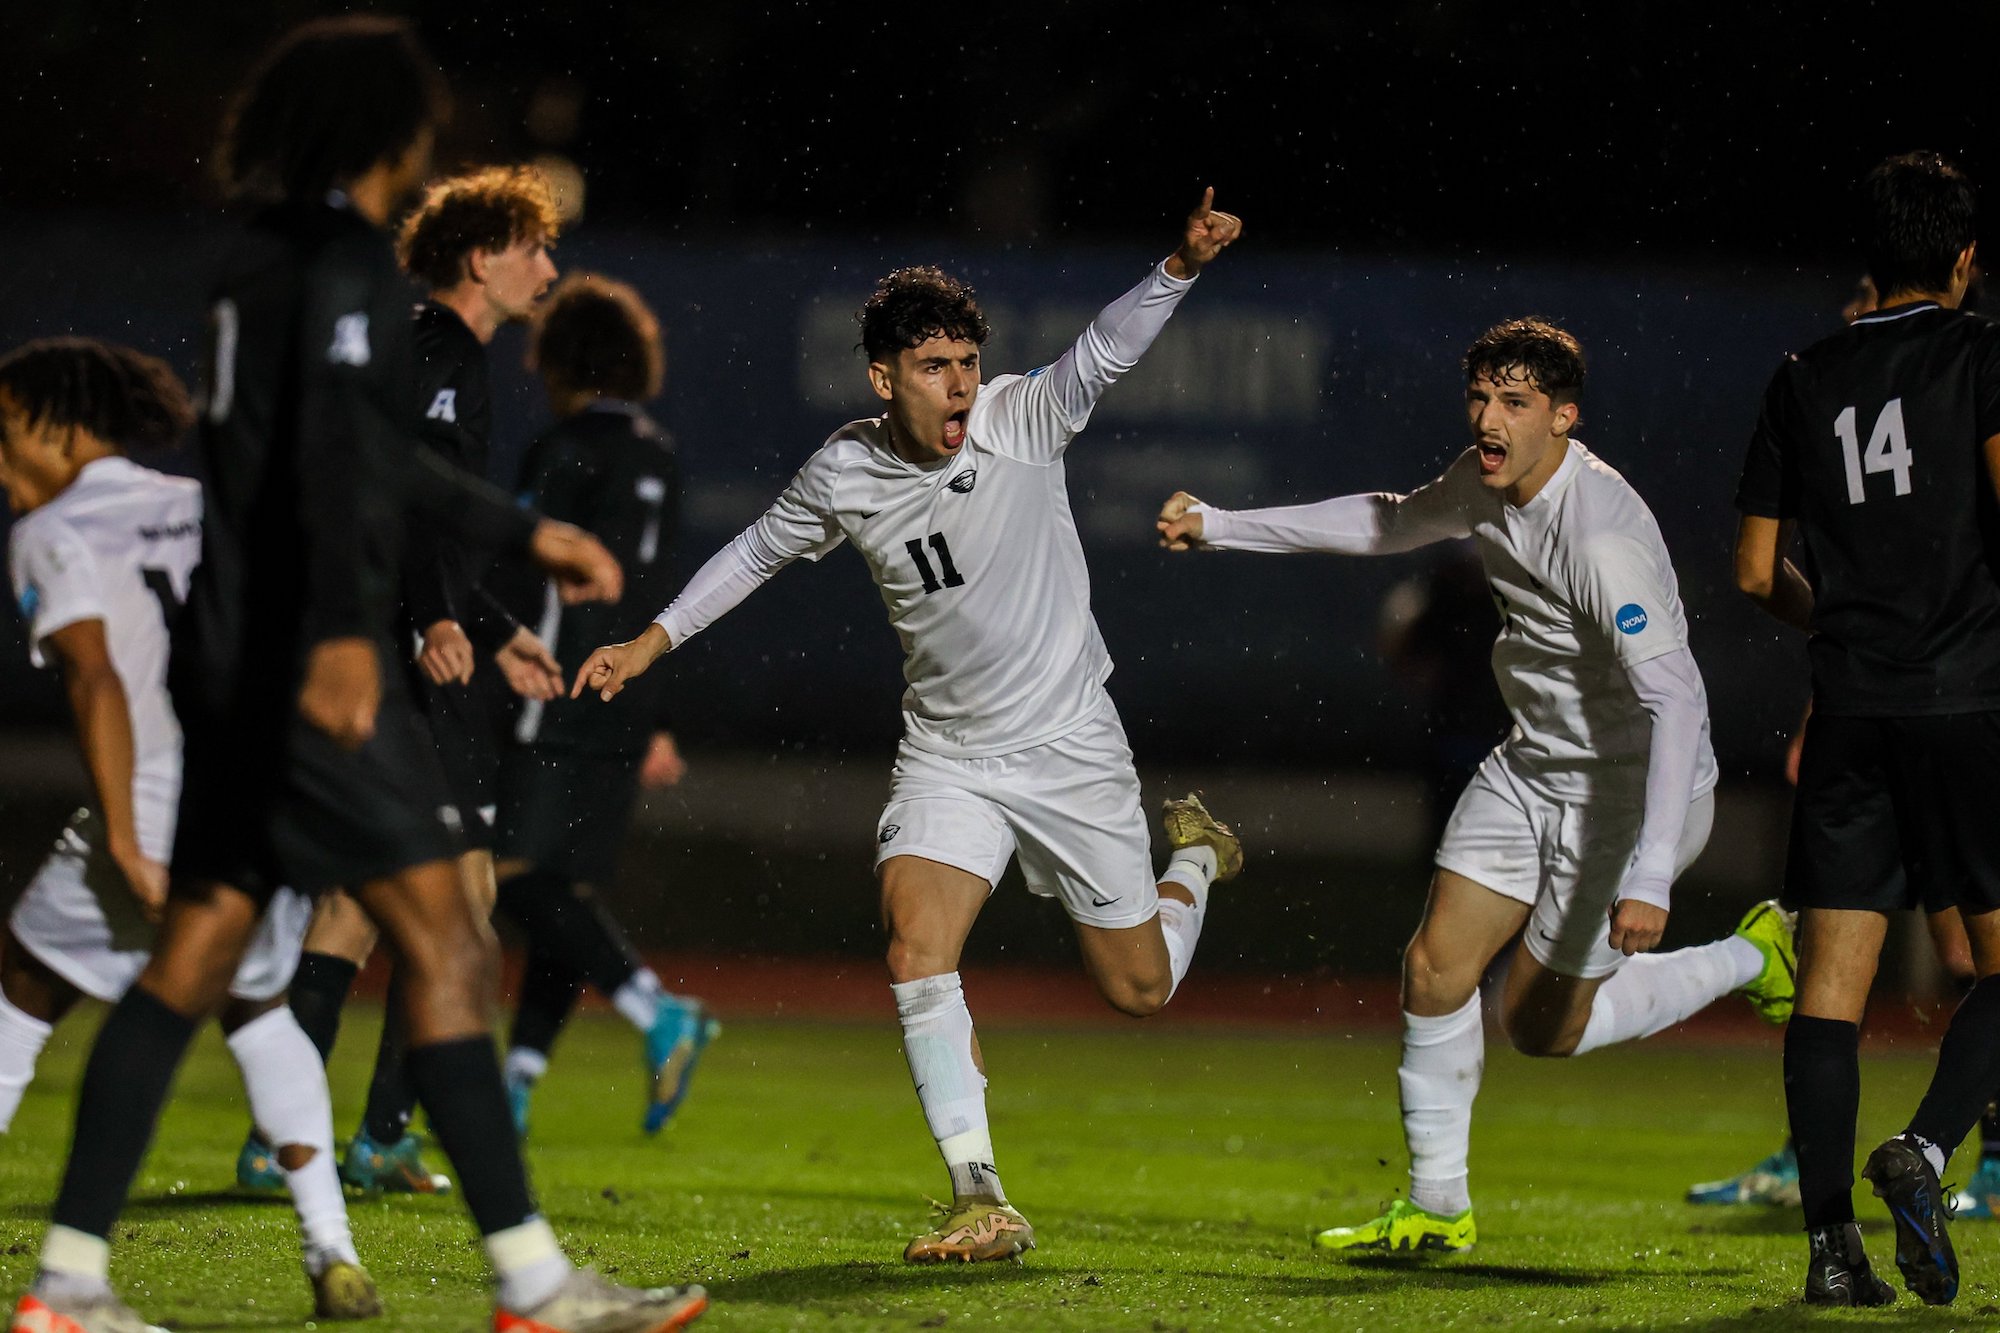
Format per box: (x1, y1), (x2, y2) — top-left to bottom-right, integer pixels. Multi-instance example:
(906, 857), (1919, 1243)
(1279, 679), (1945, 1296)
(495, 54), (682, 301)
(988, 190), (1242, 461)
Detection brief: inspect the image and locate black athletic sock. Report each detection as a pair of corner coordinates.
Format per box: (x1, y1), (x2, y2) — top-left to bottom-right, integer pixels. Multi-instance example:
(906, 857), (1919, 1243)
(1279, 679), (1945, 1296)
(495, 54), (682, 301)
(288, 951), (359, 1063)
(1786, 1015), (1861, 1229)
(495, 869), (641, 996)
(51, 987), (198, 1239)
(360, 970), (416, 1145)
(1907, 975), (2000, 1156)
(511, 946), (584, 1058)
(406, 1035), (536, 1235)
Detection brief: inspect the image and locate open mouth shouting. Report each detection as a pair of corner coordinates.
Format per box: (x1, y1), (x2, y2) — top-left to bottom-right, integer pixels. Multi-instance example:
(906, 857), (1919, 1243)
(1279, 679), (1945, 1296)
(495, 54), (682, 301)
(942, 410), (968, 451)
(1476, 439), (1508, 476)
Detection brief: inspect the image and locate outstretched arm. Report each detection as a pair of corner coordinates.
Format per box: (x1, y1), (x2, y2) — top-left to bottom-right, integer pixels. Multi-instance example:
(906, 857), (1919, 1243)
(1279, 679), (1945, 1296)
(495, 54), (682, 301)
(571, 460), (846, 702)
(1157, 466), (1474, 557)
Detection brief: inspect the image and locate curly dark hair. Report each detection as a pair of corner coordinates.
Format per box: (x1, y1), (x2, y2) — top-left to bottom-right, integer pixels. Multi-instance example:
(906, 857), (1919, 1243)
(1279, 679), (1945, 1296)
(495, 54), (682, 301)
(397, 165), (563, 291)
(857, 266), (991, 362)
(217, 16), (446, 204)
(1860, 151), (1976, 299)
(1463, 318), (1587, 405)
(0, 338), (195, 454)
(531, 273), (665, 404)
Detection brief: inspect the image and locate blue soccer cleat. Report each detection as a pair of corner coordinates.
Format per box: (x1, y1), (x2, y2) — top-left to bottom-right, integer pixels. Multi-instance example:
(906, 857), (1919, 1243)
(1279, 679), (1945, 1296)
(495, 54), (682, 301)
(1951, 1156), (2000, 1219)
(1687, 1140), (1800, 1206)
(340, 1129), (453, 1196)
(506, 1069), (536, 1142)
(236, 1130), (287, 1194)
(643, 996), (719, 1134)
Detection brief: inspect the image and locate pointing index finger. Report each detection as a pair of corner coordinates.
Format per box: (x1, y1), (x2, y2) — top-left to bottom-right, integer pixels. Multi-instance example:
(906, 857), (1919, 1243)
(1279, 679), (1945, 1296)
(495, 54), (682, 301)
(1192, 186), (1213, 221)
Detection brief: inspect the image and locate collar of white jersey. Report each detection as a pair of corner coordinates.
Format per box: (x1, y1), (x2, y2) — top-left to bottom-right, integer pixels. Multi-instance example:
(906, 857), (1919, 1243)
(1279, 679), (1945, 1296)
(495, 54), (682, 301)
(1514, 439), (1584, 512)
(1852, 300), (1940, 325)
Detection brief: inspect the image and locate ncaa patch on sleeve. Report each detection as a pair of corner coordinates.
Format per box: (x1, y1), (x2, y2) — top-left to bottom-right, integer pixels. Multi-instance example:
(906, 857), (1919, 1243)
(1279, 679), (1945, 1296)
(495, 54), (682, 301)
(1615, 603), (1649, 635)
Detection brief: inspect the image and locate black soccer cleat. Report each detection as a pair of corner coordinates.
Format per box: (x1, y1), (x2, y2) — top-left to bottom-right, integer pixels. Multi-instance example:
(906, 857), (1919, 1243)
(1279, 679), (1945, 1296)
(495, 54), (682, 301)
(1862, 1135), (1958, 1305)
(1802, 1222), (1895, 1307)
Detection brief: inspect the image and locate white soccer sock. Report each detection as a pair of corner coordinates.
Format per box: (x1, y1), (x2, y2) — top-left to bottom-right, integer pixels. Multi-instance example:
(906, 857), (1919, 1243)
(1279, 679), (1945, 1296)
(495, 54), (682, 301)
(1571, 937), (1763, 1056)
(35, 1225), (111, 1299)
(612, 968), (664, 1031)
(1400, 993), (1484, 1217)
(226, 1007), (357, 1269)
(505, 1046), (549, 1085)
(0, 987), (53, 1134)
(892, 972), (1004, 1202)
(1158, 846), (1217, 999)
(488, 1215), (571, 1313)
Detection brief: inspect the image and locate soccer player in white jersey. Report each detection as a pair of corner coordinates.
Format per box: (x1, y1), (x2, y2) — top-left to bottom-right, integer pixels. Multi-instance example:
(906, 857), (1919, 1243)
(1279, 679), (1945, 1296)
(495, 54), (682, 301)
(1155, 318), (1798, 1253)
(0, 338), (381, 1322)
(572, 191), (1246, 1262)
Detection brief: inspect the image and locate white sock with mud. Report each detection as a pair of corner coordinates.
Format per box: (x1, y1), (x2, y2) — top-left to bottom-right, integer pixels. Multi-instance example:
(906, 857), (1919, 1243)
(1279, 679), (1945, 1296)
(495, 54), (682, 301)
(227, 1006), (357, 1269)
(1400, 993), (1483, 1216)
(1571, 937), (1762, 1056)
(1158, 845), (1217, 996)
(488, 1217), (571, 1312)
(612, 968), (664, 1031)
(0, 987), (52, 1134)
(893, 972), (1003, 1202)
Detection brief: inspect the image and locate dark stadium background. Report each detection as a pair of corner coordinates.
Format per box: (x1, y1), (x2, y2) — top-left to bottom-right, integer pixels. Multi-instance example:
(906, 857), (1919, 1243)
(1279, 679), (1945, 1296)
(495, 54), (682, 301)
(0, 0), (1987, 983)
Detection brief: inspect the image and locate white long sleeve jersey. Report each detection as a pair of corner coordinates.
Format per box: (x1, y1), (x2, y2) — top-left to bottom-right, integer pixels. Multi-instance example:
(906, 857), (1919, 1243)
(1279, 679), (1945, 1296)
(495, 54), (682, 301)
(657, 262), (1196, 758)
(1200, 444), (1720, 806)
(7, 456), (202, 860)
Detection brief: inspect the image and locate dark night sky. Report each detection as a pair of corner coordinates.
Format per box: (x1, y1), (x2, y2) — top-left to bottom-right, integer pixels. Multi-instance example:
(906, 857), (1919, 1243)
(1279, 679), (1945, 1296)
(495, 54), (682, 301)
(1, 0), (1992, 263)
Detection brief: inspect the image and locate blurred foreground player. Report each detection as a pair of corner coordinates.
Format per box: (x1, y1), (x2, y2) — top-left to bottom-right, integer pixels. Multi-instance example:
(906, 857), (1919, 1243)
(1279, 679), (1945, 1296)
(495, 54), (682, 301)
(1735, 151), (2000, 1307)
(0, 339), (375, 1319)
(1159, 318), (1797, 1254)
(7, 19), (705, 1333)
(492, 274), (716, 1138)
(573, 193), (1246, 1263)
(246, 165), (570, 1198)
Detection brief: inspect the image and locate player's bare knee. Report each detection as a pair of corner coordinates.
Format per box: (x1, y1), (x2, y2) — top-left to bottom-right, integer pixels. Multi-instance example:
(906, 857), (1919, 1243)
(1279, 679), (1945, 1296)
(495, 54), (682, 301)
(1401, 937), (1476, 1012)
(1102, 973), (1170, 1018)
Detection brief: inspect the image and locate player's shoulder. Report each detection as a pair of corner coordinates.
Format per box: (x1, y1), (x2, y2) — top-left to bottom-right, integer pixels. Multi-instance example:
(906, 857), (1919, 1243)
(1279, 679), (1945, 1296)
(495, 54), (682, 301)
(1562, 445), (1665, 540)
(811, 418), (890, 472)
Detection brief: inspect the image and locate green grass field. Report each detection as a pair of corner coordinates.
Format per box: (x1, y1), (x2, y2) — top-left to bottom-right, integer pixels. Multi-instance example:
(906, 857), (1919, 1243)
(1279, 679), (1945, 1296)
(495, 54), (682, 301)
(0, 1005), (1990, 1331)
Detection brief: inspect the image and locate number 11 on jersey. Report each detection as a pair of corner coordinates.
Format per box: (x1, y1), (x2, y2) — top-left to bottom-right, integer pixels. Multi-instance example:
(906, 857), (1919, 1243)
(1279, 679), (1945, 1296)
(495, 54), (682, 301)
(1836, 398), (1913, 504)
(905, 533), (966, 595)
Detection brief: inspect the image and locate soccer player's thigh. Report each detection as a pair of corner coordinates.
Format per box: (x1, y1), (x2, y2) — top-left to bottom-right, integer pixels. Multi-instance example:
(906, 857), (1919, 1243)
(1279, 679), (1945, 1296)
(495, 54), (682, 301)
(876, 745), (1014, 982)
(996, 718), (1168, 1011)
(224, 886), (316, 1008)
(1788, 715), (1908, 1021)
(1416, 757), (1540, 1015)
(1897, 712), (2000, 983)
(301, 889), (378, 966)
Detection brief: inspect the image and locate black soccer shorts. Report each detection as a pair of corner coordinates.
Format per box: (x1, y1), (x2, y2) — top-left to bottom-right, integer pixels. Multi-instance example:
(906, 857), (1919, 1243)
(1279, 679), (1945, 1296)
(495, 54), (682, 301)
(1784, 711), (2000, 916)
(173, 651), (463, 902)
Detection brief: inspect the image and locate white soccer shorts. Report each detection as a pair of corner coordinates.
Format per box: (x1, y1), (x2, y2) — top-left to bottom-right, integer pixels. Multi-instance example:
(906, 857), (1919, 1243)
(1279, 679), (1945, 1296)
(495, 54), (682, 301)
(1434, 750), (1715, 979)
(874, 701), (1160, 930)
(8, 808), (312, 1004)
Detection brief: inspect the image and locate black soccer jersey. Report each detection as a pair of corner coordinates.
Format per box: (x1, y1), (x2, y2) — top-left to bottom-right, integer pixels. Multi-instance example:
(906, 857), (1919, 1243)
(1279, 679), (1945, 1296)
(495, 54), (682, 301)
(502, 402), (679, 754)
(178, 198), (539, 724)
(405, 301), (517, 655)
(1736, 301), (2000, 715)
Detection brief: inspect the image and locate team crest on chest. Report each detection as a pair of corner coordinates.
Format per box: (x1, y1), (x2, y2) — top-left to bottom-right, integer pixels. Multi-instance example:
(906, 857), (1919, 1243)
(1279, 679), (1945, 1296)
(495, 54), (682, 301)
(426, 388), (458, 423)
(947, 469), (977, 494)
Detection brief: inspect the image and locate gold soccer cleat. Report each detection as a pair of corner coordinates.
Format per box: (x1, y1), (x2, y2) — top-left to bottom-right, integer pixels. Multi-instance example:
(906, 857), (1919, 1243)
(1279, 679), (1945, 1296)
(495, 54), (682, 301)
(1161, 792), (1244, 882)
(903, 1198), (1037, 1263)
(311, 1259), (383, 1321)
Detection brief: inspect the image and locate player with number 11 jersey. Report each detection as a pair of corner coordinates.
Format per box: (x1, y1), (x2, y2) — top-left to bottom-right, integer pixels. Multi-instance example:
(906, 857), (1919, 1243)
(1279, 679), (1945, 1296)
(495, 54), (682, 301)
(573, 191), (1247, 1263)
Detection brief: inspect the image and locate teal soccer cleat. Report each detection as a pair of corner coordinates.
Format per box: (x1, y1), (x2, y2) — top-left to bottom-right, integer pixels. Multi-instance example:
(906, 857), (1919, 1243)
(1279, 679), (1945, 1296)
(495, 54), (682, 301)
(506, 1068), (537, 1142)
(340, 1129), (453, 1196)
(643, 996), (719, 1134)
(235, 1130), (287, 1194)
(1687, 1140), (1801, 1207)
(1951, 1155), (2000, 1219)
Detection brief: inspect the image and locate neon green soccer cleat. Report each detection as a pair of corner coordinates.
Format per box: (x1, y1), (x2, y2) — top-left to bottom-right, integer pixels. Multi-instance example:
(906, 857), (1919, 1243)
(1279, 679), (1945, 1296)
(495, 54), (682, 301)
(1734, 899), (1798, 1024)
(310, 1259), (383, 1321)
(1312, 1199), (1476, 1254)
(1161, 792), (1244, 882)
